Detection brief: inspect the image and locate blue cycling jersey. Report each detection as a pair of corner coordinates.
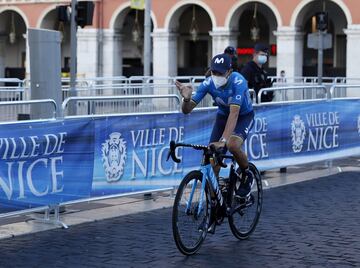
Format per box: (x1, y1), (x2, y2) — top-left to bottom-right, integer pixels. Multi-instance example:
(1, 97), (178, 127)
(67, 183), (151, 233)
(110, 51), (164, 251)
(192, 72), (253, 116)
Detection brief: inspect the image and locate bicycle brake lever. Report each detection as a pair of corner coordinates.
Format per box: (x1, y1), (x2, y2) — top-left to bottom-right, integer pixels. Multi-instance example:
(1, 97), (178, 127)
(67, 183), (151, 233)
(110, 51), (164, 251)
(168, 140), (181, 163)
(217, 157), (227, 168)
(209, 144), (227, 168)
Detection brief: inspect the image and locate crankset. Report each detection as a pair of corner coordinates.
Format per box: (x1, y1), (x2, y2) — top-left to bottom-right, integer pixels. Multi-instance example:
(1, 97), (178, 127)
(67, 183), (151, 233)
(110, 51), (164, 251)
(229, 194), (255, 216)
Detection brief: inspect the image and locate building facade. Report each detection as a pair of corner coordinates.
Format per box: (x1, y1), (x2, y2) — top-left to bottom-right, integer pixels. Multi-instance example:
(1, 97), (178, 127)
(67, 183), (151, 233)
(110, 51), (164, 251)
(0, 0), (359, 80)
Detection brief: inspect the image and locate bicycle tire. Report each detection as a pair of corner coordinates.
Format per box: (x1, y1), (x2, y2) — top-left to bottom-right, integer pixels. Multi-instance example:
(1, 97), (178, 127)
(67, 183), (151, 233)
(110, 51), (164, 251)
(172, 170), (212, 255)
(228, 163), (263, 240)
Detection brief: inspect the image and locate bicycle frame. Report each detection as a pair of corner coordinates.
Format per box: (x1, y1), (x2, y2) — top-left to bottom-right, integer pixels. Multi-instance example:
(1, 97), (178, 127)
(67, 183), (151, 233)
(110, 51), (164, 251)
(167, 141), (237, 218)
(185, 164), (220, 218)
(186, 160), (239, 218)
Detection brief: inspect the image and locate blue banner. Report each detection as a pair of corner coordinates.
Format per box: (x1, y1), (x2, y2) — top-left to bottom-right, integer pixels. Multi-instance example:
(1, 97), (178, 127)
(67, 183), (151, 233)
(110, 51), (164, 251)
(92, 113), (187, 196)
(91, 99), (360, 197)
(0, 99), (359, 210)
(0, 119), (94, 213)
(245, 99), (360, 169)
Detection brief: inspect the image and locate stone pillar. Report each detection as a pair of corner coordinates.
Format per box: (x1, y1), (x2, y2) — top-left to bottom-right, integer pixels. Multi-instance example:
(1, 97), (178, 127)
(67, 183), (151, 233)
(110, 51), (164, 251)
(274, 27), (304, 79)
(0, 36), (6, 81)
(77, 28), (98, 78)
(25, 34), (30, 81)
(152, 29), (177, 77)
(344, 25), (360, 97)
(209, 28), (233, 57)
(102, 29), (123, 77)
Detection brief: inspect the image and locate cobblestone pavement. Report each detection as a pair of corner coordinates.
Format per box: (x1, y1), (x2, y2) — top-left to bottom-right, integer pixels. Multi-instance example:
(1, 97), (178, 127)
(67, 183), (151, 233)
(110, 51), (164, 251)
(0, 171), (359, 268)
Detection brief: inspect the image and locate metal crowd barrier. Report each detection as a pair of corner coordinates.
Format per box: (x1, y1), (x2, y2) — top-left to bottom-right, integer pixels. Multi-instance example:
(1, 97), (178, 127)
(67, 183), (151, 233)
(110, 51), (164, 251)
(0, 99), (57, 122)
(330, 84), (360, 98)
(0, 76), (359, 120)
(257, 85), (329, 104)
(62, 94), (181, 116)
(0, 81), (358, 229)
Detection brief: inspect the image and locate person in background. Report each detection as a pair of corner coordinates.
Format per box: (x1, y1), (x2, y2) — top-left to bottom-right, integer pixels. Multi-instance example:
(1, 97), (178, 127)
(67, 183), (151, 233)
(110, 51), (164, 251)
(241, 44), (287, 174)
(279, 70), (287, 83)
(240, 43), (273, 103)
(224, 46), (240, 72)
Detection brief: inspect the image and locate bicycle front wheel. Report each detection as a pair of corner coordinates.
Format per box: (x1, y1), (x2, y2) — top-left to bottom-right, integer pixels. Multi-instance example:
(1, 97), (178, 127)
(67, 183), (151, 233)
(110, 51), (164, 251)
(172, 170), (211, 255)
(228, 163), (263, 239)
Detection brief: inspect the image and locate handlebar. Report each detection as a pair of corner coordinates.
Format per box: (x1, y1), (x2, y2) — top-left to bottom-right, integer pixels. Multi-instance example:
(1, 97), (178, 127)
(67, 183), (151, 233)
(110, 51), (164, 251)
(166, 140), (231, 168)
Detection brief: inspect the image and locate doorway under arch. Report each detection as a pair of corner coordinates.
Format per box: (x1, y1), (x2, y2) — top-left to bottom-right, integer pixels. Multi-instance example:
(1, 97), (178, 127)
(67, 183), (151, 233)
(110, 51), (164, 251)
(0, 10), (27, 82)
(113, 8), (154, 77)
(294, 0), (348, 77)
(167, 4), (213, 76)
(227, 1), (279, 75)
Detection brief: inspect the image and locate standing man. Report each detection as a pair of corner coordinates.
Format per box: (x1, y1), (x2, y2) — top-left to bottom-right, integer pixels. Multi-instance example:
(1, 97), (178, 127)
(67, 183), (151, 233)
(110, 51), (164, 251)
(242, 44), (287, 173)
(241, 43), (273, 103)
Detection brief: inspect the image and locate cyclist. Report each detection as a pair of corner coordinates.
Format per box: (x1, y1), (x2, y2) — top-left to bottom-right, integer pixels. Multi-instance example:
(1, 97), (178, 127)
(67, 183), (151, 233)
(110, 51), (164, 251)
(175, 53), (254, 198)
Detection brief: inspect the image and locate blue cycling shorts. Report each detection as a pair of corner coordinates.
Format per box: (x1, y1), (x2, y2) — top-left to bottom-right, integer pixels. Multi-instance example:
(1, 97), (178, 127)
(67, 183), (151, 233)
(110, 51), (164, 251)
(209, 111), (254, 143)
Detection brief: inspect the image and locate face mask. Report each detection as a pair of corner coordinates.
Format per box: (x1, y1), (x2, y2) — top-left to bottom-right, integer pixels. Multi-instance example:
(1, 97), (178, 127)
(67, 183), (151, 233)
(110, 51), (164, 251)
(257, 55), (267, 65)
(212, 75), (228, 88)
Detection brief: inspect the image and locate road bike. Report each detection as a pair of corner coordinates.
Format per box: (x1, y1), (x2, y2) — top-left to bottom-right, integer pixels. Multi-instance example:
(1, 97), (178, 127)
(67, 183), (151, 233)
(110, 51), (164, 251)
(167, 141), (263, 255)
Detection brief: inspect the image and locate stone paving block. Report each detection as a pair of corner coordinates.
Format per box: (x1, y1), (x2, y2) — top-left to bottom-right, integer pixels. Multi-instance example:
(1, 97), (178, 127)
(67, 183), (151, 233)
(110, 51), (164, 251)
(0, 172), (359, 267)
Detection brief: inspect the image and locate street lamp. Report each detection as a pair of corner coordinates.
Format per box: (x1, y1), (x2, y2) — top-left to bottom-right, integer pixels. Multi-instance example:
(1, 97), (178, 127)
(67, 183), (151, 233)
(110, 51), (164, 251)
(9, 13), (16, 44)
(132, 10), (141, 44)
(250, 3), (260, 42)
(189, 6), (199, 42)
(58, 21), (65, 43)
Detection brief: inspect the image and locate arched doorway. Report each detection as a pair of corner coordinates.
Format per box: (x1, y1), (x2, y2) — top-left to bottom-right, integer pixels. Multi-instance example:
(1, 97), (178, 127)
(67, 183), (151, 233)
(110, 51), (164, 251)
(228, 1), (278, 75)
(40, 8), (71, 77)
(294, 0), (348, 77)
(167, 4), (212, 76)
(113, 8), (154, 77)
(0, 10), (27, 81)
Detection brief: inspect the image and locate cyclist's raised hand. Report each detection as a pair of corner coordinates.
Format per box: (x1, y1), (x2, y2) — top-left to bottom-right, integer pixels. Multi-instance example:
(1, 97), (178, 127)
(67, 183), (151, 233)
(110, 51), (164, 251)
(175, 81), (193, 100)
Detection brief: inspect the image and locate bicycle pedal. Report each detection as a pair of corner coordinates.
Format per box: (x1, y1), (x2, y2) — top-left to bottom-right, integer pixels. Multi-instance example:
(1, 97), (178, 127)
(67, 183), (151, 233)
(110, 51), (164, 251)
(207, 222), (216, 234)
(226, 206), (232, 216)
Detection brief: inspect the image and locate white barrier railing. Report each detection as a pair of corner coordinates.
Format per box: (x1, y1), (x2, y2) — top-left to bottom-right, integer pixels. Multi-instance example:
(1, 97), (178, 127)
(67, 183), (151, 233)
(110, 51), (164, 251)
(330, 84), (360, 98)
(0, 76), (359, 120)
(0, 99), (57, 122)
(258, 85), (329, 104)
(62, 94), (181, 116)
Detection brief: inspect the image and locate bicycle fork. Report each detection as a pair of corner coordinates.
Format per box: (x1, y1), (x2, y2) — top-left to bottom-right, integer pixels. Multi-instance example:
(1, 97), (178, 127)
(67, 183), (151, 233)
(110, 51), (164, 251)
(185, 172), (208, 218)
(185, 166), (224, 218)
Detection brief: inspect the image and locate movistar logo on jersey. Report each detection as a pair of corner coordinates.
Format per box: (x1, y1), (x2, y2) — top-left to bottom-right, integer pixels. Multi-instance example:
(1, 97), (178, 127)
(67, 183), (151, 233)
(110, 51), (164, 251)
(234, 77), (243, 85)
(214, 57), (224, 64)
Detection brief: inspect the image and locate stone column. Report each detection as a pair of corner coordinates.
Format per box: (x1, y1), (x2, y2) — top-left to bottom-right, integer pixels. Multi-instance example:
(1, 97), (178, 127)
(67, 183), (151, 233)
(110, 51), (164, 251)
(77, 28), (98, 78)
(25, 34), (30, 81)
(102, 29), (123, 77)
(0, 36), (6, 81)
(344, 25), (360, 97)
(152, 29), (177, 77)
(274, 27), (304, 80)
(209, 28), (233, 57)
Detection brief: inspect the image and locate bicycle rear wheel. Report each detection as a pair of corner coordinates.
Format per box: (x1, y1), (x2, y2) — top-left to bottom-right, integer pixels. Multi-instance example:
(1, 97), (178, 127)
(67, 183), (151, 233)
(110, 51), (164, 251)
(228, 163), (263, 239)
(172, 170), (211, 255)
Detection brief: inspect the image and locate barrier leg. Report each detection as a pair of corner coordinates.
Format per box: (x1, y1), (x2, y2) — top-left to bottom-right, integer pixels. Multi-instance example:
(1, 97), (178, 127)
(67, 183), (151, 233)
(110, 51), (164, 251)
(26, 205), (68, 229)
(170, 186), (176, 199)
